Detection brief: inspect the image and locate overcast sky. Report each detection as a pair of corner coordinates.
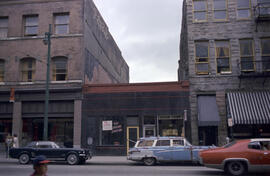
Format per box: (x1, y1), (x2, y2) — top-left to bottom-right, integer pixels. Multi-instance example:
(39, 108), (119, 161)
(93, 0), (183, 83)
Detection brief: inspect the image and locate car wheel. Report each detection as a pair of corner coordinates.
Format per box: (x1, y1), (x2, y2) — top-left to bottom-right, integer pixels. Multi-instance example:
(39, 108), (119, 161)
(143, 157), (156, 166)
(19, 153), (30, 164)
(226, 161), (246, 176)
(67, 153), (79, 165)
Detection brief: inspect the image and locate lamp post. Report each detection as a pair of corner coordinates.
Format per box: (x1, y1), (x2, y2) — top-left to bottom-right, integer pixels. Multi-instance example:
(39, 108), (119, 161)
(43, 24), (52, 141)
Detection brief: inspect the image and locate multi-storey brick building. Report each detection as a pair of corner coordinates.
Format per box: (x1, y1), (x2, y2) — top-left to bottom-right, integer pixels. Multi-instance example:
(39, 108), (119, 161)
(179, 0), (270, 146)
(0, 0), (129, 149)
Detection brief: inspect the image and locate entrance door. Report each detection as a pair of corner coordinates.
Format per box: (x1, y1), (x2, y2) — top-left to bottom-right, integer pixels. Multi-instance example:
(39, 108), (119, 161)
(127, 127), (139, 155)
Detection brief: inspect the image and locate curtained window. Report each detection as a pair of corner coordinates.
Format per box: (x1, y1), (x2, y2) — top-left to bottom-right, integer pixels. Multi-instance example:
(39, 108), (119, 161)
(195, 41), (209, 74)
(240, 39), (254, 71)
(193, 0), (207, 22)
(215, 41), (231, 73)
(52, 57), (68, 81)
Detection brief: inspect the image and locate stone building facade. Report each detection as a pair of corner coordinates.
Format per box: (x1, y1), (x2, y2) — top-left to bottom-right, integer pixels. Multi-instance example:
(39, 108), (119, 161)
(0, 0), (129, 149)
(179, 0), (270, 146)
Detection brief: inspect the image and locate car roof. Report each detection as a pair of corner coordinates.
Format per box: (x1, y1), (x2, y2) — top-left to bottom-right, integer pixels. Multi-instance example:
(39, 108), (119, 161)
(251, 138), (270, 142)
(139, 136), (185, 140)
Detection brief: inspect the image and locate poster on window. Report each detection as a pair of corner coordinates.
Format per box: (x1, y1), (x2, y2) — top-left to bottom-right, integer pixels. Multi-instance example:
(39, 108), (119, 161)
(112, 121), (122, 133)
(102, 121), (112, 131)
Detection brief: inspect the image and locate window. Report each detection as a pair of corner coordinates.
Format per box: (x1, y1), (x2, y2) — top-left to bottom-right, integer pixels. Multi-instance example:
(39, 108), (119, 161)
(52, 57), (67, 81)
(193, 0), (207, 22)
(137, 140), (154, 147)
(240, 39), (254, 71)
(237, 0), (251, 19)
(156, 140), (170, 146)
(20, 58), (36, 82)
(0, 60), (4, 82)
(172, 139), (184, 146)
(0, 17), (8, 38)
(261, 38), (270, 71)
(24, 15), (38, 36)
(215, 41), (231, 73)
(54, 13), (69, 34)
(195, 41), (209, 74)
(213, 0), (227, 20)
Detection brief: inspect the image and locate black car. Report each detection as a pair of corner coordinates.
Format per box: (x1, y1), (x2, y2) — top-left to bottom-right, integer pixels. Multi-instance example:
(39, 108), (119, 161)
(9, 141), (92, 165)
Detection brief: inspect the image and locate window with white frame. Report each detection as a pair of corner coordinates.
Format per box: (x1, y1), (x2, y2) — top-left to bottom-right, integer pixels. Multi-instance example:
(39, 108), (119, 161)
(24, 15), (38, 36)
(239, 39), (254, 71)
(0, 17), (8, 38)
(52, 57), (67, 81)
(54, 13), (69, 34)
(261, 38), (270, 71)
(193, 0), (207, 22)
(237, 0), (251, 19)
(0, 59), (4, 82)
(213, 0), (227, 20)
(20, 58), (36, 82)
(195, 41), (209, 74)
(215, 41), (231, 74)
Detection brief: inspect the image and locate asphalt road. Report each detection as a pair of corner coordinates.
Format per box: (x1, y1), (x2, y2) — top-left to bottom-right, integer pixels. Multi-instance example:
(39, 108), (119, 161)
(0, 157), (269, 176)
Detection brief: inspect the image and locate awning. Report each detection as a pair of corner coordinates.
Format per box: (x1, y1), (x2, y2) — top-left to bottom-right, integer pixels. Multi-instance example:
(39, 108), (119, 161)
(227, 91), (270, 125)
(197, 96), (220, 126)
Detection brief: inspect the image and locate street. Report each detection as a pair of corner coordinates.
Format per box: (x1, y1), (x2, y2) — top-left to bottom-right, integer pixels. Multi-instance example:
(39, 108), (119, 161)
(0, 156), (269, 176)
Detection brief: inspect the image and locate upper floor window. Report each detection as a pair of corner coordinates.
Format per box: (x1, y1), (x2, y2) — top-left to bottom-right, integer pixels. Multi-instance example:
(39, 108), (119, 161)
(261, 38), (270, 71)
(54, 13), (69, 34)
(0, 17), (8, 38)
(52, 57), (67, 81)
(215, 41), (231, 74)
(213, 0), (227, 20)
(193, 0), (207, 22)
(20, 58), (36, 82)
(195, 41), (209, 74)
(0, 59), (5, 82)
(237, 0), (251, 19)
(24, 15), (38, 36)
(239, 39), (254, 71)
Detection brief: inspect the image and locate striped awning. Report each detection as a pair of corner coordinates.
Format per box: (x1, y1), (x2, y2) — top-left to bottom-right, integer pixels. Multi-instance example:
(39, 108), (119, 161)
(227, 91), (270, 125)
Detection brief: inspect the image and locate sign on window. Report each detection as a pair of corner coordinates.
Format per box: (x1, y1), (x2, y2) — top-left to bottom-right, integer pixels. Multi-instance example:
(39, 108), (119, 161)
(102, 121), (112, 131)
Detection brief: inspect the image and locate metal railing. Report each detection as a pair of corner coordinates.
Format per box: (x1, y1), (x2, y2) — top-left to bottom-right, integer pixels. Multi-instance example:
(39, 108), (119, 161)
(254, 1), (270, 20)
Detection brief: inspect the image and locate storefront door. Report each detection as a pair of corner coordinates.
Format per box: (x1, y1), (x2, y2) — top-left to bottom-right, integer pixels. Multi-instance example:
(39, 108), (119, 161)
(126, 127), (139, 155)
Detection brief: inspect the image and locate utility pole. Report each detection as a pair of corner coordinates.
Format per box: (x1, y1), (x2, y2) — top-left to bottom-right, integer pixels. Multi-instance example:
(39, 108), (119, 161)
(43, 24), (52, 141)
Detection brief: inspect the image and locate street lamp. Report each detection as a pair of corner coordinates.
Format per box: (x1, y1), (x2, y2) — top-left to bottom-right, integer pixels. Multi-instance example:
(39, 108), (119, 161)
(43, 24), (52, 141)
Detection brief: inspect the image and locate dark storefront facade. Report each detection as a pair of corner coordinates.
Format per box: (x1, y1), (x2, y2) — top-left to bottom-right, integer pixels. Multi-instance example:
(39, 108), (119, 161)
(82, 82), (190, 155)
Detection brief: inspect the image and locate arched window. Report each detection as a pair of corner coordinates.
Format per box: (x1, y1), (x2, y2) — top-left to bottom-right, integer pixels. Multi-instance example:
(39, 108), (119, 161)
(0, 59), (5, 82)
(20, 58), (36, 82)
(52, 57), (67, 81)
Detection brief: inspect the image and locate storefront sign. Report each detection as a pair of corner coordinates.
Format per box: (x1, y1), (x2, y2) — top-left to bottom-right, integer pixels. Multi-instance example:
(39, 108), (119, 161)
(102, 121), (112, 131)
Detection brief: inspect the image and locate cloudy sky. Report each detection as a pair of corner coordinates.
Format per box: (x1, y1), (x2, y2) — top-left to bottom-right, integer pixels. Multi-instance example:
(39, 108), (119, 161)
(93, 0), (183, 83)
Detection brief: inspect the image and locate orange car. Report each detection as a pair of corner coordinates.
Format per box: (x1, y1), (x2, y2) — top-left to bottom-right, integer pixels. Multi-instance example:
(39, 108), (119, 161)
(199, 138), (270, 176)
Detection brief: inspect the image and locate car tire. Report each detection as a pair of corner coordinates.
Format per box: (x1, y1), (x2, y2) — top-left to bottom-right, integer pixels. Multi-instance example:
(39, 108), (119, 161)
(67, 153), (79, 165)
(19, 153), (30, 164)
(225, 161), (246, 176)
(143, 157), (156, 166)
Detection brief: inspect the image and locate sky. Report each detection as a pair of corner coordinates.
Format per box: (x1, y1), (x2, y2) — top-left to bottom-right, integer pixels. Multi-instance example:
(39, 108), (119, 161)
(93, 0), (183, 83)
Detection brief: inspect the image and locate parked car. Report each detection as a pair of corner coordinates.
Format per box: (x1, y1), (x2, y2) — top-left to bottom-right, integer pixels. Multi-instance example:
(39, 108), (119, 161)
(9, 141), (92, 165)
(127, 136), (215, 166)
(199, 138), (270, 176)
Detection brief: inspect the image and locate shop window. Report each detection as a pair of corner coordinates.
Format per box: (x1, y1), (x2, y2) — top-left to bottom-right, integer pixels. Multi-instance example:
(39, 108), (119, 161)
(213, 0), (227, 20)
(215, 41), (231, 74)
(0, 119), (12, 143)
(239, 39), (254, 71)
(54, 13), (69, 34)
(101, 117), (124, 146)
(261, 38), (270, 71)
(52, 57), (67, 81)
(237, 0), (251, 19)
(0, 59), (5, 81)
(195, 41), (209, 74)
(24, 15), (38, 36)
(20, 58), (36, 82)
(193, 0), (207, 22)
(0, 17), (8, 38)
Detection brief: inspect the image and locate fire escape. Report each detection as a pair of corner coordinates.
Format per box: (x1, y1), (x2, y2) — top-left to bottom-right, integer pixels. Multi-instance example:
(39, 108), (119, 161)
(238, 1), (270, 86)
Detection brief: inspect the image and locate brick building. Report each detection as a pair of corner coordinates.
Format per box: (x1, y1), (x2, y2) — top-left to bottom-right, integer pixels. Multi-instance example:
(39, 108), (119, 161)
(179, 0), (270, 146)
(0, 0), (129, 150)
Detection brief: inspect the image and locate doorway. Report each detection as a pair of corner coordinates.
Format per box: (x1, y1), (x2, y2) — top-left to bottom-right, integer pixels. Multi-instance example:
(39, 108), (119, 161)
(126, 127), (139, 155)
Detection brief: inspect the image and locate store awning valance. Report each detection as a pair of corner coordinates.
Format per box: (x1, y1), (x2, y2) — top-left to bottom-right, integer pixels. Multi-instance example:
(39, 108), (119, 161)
(227, 91), (270, 125)
(197, 96), (220, 126)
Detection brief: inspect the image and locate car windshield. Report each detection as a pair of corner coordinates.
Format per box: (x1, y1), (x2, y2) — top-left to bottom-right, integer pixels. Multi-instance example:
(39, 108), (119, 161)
(223, 140), (236, 148)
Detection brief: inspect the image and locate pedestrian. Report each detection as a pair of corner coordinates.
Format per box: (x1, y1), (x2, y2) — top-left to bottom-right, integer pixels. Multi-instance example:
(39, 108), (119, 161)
(12, 134), (19, 148)
(31, 155), (50, 176)
(5, 133), (13, 158)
